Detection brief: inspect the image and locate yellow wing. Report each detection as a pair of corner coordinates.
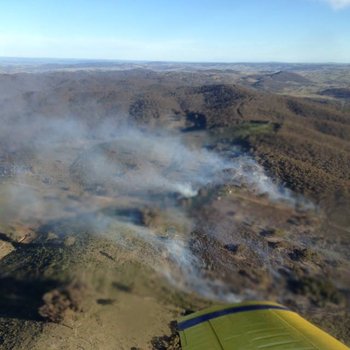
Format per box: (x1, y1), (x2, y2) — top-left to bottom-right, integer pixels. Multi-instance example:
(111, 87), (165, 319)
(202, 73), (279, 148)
(178, 301), (349, 350)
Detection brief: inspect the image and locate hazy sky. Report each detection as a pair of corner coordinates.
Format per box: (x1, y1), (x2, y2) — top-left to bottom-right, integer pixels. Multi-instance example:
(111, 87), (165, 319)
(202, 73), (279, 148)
(0, 0), (349, 62)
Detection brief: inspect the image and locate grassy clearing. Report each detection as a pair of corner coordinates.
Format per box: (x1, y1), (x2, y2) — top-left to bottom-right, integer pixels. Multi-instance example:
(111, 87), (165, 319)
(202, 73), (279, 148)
(209, 121), (277, 144)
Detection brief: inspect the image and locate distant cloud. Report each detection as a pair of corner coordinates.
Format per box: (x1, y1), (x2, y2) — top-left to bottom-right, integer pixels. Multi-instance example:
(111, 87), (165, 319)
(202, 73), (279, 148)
(322, 0), (350, 9)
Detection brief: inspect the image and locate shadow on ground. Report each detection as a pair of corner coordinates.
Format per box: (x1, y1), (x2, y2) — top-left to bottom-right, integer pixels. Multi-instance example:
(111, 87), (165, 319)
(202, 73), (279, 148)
(0, 276), (60, 320)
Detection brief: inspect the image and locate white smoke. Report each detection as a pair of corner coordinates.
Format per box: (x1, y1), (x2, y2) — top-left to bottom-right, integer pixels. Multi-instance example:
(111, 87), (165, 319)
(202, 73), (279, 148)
(0, 117), (305, 300)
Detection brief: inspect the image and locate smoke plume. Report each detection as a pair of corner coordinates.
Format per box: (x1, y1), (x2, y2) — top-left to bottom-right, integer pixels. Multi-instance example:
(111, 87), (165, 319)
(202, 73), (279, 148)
(0, 115), (306, 300)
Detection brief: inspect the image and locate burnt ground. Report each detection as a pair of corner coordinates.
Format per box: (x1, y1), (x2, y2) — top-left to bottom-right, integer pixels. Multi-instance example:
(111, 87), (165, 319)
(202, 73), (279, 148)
(188, 186), (350, 343)
(0, 65), (349, 349)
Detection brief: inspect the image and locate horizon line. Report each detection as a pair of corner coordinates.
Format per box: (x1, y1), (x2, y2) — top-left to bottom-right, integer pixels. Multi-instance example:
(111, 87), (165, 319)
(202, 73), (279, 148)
(0, 56), (349, 66)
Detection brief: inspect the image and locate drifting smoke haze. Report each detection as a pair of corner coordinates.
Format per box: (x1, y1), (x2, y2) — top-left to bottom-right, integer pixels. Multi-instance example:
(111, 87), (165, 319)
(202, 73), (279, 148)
(0, 114), (309, 301)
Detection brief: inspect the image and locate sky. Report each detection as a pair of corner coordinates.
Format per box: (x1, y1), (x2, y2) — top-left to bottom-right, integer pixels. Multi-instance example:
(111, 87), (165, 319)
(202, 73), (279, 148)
(0, 0), (349, 63)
